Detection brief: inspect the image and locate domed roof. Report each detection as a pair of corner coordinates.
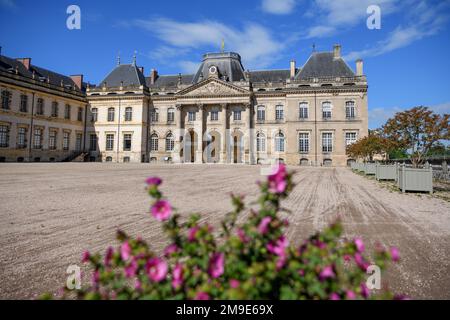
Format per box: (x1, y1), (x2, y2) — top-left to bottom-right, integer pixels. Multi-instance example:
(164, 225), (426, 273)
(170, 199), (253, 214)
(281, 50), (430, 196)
(192, 52), (247, 83)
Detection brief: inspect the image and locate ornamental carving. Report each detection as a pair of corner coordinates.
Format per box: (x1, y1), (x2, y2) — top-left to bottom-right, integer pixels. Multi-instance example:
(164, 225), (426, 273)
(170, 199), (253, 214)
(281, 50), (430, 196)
(184, 81), (245, 96)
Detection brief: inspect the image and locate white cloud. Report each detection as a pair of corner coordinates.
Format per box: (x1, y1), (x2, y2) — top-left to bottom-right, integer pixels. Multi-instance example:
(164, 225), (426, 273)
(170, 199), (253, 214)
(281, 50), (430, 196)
(261, 0), (297, 15)
(344, 1), (449, 60)
(134, 18), (283, 69)
(177, 60), (200, 74)
(304, 0), (399, 38)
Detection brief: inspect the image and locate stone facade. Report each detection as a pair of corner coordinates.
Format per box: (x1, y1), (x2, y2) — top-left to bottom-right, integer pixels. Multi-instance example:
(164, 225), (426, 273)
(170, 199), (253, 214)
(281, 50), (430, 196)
(0, 44), (368, 166)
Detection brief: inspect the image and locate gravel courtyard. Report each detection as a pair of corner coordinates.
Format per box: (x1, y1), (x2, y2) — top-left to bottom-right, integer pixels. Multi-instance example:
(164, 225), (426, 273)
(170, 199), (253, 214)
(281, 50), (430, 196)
(0, 163), (449, 299)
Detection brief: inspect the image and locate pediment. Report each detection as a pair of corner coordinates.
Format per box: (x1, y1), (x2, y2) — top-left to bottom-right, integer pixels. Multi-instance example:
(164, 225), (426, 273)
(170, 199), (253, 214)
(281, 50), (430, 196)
(178, 78), (249, 97)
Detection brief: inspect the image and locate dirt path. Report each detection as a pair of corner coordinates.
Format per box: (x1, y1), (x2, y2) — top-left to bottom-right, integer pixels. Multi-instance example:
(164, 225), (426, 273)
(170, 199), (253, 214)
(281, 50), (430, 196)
(0, 163), (449, 299)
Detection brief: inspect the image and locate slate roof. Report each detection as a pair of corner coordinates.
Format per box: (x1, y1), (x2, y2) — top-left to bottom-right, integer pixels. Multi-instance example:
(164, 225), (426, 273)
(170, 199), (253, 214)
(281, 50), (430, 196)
(0, 54), (83, 90)
(249, 70), (290, 83)
(147, 74), (194, 89)
(295, 52), (355, 79)
(192, 52), (246, 83)
(99, 64), (146, 87)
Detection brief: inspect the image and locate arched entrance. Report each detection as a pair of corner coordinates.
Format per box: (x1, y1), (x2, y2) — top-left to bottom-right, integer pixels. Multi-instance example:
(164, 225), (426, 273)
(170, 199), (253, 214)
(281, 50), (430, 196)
(206, 131), (221, 163)
(184, 130), (198, 163)
(231, 130), (244, 164)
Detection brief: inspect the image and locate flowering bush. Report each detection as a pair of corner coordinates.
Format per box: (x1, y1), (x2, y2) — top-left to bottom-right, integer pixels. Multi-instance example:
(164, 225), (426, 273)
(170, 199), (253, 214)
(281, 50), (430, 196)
(52, 164), (402, 300)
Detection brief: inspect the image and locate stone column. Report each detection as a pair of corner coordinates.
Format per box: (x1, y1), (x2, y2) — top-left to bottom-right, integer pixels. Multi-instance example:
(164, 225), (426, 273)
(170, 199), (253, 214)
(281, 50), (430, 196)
(195, 104), (204, 163)
(247, 102), (256, 165)
(173, 104), (182, 163)
(220, 103), (228, 163)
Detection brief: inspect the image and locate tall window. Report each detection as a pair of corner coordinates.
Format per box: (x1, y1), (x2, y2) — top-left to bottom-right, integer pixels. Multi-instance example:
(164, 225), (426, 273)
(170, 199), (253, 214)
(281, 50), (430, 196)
(256, 132), (266, 152)
(123, 134), (132, 151)
(77, 107), (83, 121)
(107, 108), (115, 122)
(150, 133), (158, 151)
(1, 90), (11, 110)
(20, 94), (28, 112)
(275, 132), (285, 152)
(65, 104), (71, 119)
(275, 105), (284, 120)
(233, 110), (241, 121)
(257, 106), (265, 121)
(345, 132), (357, 146)
(75, 133), (82, 151)
(0, 125), (9, 147)
(188, 111), (196, 122)
(322, 102), (332, 119)
(167, 108), (175, 122)
(51, 102), (59, 117)
(91, 108), (98, 122)
(165, 133), (174, 151)
(106, 134), (114, 151)
(17, 127), (27, 148)
(36, 98), (44, 115)
(299, 133), (309, 153)
(151, 109), (159, 122)
(89, 134), (97, 151)
(299, 102), (308, 119)
(63, 132), (70, 150)
(33, 128), (42, 149)
(210, 110), (218, 121)
(322, 132), (333, 153)
(49, 131), (57, 150)
(345, 101), (356, 119)
(125, 107), (132, 121)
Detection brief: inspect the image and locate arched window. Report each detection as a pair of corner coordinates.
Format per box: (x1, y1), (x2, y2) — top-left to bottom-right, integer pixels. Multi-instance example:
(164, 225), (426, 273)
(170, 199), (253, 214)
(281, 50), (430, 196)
(275, 132), (285, 152)
(165, 133), (174, 151)
(256, 132), (266, 152)
(91, 108), (98, 122)
(257, 105), (265, 121)
(107, 107), (115, 122)
(345, 101), (355, 119)
(105, 156), (112, 162)
(299, 102), (308, 119)
(322, 102), (332, 119)
(125, 107), (132, 121)
(275, 105), (284, 120)
(167, 108), (175, 122)
(150, 133), (158, 151)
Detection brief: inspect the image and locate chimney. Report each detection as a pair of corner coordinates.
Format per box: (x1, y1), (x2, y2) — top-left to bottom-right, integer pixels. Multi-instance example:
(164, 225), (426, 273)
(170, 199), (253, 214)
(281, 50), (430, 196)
(150, 69), (158, 85)
(138, 66), (144, 74)
(290, 60), (296, 78)
(333, 44), (341, 59)
(70, 74), (83, 90)
(17, 58), (32, 70)
(356, 59), (363, 76)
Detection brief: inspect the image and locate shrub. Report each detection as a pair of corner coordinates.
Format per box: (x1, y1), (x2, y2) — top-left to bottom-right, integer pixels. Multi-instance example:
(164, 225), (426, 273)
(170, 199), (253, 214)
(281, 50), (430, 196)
(48, 164), (402, 300)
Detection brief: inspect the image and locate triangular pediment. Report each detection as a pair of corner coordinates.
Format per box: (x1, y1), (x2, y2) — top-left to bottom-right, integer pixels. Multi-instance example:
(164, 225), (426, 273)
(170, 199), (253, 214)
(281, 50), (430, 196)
(177, 78), (249, 97)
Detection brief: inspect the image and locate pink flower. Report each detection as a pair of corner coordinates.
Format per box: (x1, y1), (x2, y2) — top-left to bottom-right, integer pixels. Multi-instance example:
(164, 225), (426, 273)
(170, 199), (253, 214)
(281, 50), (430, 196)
(172, 263), (183, 289)
(346, 290), (356, 300)
(360, 283), (370, 298)
(208, 252), (225, 279)
(134, 279), (142, 291)
(146, 177), (162, 186)
(276, 254), (287, 270)
(188, 226), (200, 242)
(329, 293), (340, 300)
(151, 200), (172, 221)
(92, 270), (100, 286)
(124, 260), (138, 278)
(257, 217), (272, 234)
(146, 258), (168, 282)
(104, 246), (114, 266)
(298, 269), (305, 276)
(344, 254), (352, 262)
(354, 237), (365, 253)
(390, 247), (400, 262)
(164, 243), (179, 257)
(120, 241), (132, 261)
(236, 228), (249, 243)
(319, 265), (335, 280)
(268, 164), (287, 194)
(81, 251), (90, 263)
(229, 279), (240, 288)
(195, 292), (210, 300)
(354, 253), (369, 271)
(267, 236), (289, 257)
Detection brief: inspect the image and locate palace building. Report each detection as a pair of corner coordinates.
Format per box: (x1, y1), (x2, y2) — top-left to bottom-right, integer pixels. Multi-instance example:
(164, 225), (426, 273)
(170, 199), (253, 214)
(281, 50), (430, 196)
(0, 44), (368, 166)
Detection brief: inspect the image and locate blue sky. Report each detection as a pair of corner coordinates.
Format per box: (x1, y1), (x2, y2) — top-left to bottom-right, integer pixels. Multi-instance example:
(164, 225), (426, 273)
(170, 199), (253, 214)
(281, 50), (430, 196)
(1, 0), (449, 128)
